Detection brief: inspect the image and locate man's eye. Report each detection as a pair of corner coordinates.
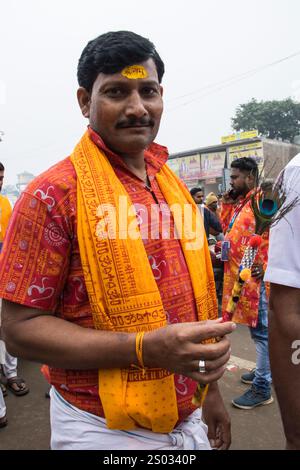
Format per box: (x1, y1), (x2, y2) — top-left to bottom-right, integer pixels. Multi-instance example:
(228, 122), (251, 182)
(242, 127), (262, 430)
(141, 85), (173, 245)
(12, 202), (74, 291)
(106, 88), (123, 97)
(142, 87), (157, 96)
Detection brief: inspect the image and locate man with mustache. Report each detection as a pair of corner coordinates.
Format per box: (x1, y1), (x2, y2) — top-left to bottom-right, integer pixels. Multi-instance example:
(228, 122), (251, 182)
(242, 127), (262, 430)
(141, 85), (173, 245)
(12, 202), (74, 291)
(0, 31), (234, 450)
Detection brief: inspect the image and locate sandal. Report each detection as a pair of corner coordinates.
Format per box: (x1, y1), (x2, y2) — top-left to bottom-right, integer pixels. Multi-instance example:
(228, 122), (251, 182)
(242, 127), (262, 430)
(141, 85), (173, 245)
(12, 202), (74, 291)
(0, 414), (7, 428)
(0, 382), (7, 397)
(6, 377), (29, 396)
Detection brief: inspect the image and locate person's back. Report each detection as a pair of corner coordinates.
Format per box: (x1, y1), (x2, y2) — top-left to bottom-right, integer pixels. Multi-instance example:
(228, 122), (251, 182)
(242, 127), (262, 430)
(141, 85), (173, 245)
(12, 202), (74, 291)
(203, 206), (222, 239)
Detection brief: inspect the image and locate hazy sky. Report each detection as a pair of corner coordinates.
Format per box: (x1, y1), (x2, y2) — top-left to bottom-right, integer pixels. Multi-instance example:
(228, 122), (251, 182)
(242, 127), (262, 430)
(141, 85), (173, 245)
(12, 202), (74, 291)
(1, 0), (300, 185)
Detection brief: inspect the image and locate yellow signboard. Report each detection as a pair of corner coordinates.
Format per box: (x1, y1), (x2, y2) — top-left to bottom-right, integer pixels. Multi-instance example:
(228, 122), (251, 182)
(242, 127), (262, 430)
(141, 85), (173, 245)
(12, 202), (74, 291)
(221, 130), (259, 144)
(229, 142), (264, 176)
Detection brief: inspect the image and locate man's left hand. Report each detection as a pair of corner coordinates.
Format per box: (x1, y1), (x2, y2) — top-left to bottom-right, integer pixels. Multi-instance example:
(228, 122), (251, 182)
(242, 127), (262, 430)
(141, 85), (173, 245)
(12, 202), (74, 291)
(251, 263), (264, 280)
(202, 383), (231, 450)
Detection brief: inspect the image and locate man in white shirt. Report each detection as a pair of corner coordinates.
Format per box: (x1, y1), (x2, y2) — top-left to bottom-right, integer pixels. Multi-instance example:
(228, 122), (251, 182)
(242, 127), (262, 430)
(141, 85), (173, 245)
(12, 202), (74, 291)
(264, 153), (300, 450)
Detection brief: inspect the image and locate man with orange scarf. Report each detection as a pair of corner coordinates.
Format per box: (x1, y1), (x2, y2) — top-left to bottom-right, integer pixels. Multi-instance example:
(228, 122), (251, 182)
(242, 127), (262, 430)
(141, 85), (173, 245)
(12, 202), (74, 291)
(0, 31), (235, 450)
(220, 157), (272, 410)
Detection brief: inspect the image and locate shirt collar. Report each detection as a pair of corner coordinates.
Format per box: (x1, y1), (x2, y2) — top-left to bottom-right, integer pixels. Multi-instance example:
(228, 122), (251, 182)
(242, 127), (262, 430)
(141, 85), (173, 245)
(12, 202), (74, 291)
(87, 126), (169, 177)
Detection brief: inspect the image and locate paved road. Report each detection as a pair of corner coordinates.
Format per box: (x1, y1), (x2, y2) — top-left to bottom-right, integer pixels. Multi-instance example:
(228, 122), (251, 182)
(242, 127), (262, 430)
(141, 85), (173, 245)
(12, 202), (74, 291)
(0, 324), (285, 450)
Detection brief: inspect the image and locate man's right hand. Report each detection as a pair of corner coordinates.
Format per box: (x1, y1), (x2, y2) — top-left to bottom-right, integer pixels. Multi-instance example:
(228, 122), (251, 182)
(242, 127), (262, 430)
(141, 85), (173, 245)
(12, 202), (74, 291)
(222, 190), (239, 205)
(143, 319), (235, 384)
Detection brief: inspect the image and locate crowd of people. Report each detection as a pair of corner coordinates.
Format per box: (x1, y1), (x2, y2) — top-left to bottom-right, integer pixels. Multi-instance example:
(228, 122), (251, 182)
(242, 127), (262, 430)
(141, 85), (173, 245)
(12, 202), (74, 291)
(0, 30), (299, 450)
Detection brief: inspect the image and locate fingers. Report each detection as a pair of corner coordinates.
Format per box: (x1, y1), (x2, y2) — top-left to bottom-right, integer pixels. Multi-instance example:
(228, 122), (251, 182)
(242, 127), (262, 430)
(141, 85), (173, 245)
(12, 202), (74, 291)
(209, 437), (222, 450)
(192, 347), (231, 373)
(216, 424), (231, 450)
(181, 338), (231, 382)
(251, 271), (263, 279)
(188, 320), (236, 343)
(252, 273), (264, 280)
(194, 363), (227, 384)
(144, 320), (235, 375)
(251, 263), (264, 279)
(188, 343), (231, 382)
(207, 421), (231, 450)
(190, 336), (231, 362)
(218, 438), (231, 450)
(251, 265), (259, 276)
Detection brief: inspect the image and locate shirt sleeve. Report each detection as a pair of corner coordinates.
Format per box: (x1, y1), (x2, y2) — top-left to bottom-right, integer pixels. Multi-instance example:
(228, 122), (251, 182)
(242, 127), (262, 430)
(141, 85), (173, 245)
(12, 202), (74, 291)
(0, 187), (72, 312)
(264, 165), (300, 288)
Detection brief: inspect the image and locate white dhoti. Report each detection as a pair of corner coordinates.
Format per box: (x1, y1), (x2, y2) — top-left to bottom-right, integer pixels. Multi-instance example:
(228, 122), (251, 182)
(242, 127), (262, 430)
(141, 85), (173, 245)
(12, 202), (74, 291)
(50, 387), (211, 451)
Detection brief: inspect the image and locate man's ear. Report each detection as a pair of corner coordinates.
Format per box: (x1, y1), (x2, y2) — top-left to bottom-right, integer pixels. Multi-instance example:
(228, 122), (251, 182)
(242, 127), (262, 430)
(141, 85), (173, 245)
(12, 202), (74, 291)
(77, 87), (91, 118)
(159, 85), (163, 97)
(246, 172), (255, 188)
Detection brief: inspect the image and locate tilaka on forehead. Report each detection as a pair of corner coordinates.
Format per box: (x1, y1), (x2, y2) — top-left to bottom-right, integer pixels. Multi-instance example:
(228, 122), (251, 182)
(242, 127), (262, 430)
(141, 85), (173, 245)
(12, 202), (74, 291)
(121, 65), (148, 79)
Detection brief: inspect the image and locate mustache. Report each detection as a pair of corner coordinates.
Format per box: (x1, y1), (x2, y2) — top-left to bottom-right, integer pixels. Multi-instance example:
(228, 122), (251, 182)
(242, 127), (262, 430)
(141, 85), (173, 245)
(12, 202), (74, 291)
(116, 118), (154, 128)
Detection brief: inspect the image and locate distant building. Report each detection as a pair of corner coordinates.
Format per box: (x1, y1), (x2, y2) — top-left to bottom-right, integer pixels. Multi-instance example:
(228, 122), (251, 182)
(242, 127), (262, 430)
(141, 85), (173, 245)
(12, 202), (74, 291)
(2, 184), (19, 207)
(168, 132), (300, 195)
(16, 171), (35, 193)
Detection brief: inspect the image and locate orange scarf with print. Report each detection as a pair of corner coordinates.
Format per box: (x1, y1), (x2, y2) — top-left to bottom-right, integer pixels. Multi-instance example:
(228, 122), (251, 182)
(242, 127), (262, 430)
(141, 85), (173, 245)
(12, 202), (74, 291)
(71, 131), (217, 432)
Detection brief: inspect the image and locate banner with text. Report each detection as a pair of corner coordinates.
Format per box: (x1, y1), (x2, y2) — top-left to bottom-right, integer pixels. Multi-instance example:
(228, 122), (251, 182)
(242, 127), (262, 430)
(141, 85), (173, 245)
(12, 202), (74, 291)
(200, 151), (226, 179)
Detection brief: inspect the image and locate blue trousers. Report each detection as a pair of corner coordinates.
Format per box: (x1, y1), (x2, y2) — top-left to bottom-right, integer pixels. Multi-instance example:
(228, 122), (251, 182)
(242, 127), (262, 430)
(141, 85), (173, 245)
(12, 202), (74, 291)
(249, 282), (272, 393)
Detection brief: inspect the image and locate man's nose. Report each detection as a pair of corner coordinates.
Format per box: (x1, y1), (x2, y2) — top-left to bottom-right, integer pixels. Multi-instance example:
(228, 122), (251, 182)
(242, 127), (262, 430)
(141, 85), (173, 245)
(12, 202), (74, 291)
(124, 91), (147, 118)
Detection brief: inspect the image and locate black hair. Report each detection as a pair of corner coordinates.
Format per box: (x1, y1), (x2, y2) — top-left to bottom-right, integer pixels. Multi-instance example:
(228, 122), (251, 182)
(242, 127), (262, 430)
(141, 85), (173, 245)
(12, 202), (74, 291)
(231, 157), (258, 179)
(190, 187), (203, 196)
(77, 31), (165, 92)
(0, 162), (4, 171)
